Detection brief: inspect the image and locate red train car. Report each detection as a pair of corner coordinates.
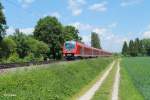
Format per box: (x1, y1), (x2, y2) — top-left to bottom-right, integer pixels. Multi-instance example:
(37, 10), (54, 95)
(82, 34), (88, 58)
(63, 41), (112, 60)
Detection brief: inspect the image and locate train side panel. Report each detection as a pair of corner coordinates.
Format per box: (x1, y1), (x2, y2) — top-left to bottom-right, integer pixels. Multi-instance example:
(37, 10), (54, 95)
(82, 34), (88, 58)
(63, 41), (112, 60)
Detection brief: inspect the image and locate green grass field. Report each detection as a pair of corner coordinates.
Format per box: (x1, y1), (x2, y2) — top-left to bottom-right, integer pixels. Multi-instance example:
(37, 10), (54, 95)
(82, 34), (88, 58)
(120, 57), (150, 100)
(0, 58), (112, 100)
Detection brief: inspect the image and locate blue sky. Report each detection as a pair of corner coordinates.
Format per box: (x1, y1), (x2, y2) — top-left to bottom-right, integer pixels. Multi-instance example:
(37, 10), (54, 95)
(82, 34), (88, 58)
(1, 0), (150, 52)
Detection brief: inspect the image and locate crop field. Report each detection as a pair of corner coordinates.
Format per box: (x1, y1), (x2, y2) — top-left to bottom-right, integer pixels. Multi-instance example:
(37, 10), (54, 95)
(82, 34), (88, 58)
(0, 58), (112, 100)
(120, 57), (150, 100)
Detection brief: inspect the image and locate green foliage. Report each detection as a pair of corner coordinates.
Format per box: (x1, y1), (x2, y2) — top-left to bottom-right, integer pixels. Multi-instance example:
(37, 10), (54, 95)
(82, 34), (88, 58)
(0, 37), (17, 58)
(63, 25), (82, 42)
(122, 41), (128, 56)
(142, 39), (150, 56)
(129, 40), (137, 56)
(9, 29), (49, 60)
(26, 37), (49, 58)
(0, 2), (7, 42)
(34, 16), (63, 59)
(0, 58), (112, 100)
(122, 38), (150, 57)
(24, 53), (43, 62)
(134, 38), (140, 56)
(24, 53), (35, 62)
(7, 53), (20, 63)
(121, 57), (150, 100)
(11, 29), (30, 58)
(91, 32), (101, 49)
(139, 40), (146, 56)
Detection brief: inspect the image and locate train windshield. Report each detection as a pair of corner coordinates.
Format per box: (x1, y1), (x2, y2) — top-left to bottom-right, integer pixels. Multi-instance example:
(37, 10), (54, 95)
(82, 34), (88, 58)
(65, 41), (76, 50)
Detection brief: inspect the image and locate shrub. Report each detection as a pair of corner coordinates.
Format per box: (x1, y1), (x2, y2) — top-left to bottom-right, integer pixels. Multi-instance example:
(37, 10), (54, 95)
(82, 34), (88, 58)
(24, 53), (44, 62)
(0, 37), (17, 58)
(7, 53), (20, 63)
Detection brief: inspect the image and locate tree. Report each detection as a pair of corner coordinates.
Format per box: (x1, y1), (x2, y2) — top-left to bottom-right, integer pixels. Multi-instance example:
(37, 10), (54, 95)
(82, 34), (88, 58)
(91, 32), (101, 49)
(11, 29), (49, 60)
(0, 2), (7, 42)
(140, 40), (146, 56)
(122, 41), (128, 56)
(34, 16), (63, 59)
(63, 25), (82, 42)
(122, 38), (150, 57)
(11, 29), (30, 58)
(26, 37), (49, 58)
(128, 40), (137, 56)
(134, 38), (140, 56)
(0, 37), (17, 58)
(142, 39), (150, 56)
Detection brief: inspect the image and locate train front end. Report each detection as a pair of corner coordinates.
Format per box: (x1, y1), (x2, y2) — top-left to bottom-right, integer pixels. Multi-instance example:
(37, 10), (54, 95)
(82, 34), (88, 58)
(63, 41), (77, 60)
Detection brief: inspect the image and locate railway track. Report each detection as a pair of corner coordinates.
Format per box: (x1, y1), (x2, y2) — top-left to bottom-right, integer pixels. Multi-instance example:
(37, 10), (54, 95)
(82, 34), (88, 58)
(0, 60), (60, 70)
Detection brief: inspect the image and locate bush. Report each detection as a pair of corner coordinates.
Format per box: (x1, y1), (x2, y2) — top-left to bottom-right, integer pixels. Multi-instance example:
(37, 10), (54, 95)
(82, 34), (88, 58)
(24, 37), (49, 59)
(24, 53), (44, 62)
(7, 53), (20, 63)
(0, 37), (17, 58)
(24, 53), (35, 62)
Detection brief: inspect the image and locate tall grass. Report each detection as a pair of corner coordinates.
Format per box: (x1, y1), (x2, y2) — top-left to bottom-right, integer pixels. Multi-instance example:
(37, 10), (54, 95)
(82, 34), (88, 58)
(0, 58), (112, 100)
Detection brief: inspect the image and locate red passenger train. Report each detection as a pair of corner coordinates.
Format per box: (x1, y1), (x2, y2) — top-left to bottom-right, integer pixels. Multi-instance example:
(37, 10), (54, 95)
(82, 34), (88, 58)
(63, 41), (112, 60)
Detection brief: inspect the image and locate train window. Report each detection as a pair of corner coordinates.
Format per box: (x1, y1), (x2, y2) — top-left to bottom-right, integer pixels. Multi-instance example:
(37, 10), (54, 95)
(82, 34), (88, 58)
(65, 42), (75, 50)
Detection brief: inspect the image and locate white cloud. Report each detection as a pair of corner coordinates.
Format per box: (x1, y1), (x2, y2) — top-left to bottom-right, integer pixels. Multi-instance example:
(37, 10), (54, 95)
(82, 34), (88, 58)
(70, 22), (106, 44)
(20, 28), (34, 34)
(80, 32), (128, 52)
(148, 24), (150, 29)
(7, 27), (15, 35)
(92, 28), (107, 36)
(89, 1), (108, 12)
(143, 31), (150, 38)
(2, 9), (6, 13)
(71, 22), (93, 31)
(141, 24), (150, 38)
(82, 34), (91, 46)
(18, 0), (35, 4)
(7, 27), (34, 35)
(43, 12), (61, 19)
(68, 0), (86, 16)
(103, 34), (129, 52)
(120, 0), (143, 7)
(18, 0), (35, 8)
(71, 22), (115, 38)
(108, 22), (118, 28)
(70, 22), (127, 52)
(50, 12), (61, 18)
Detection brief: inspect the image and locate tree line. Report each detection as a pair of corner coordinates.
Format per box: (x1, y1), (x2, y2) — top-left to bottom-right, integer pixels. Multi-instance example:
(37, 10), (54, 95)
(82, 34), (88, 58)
(0, 2), (101, 63)
(122, 38), (150, 56)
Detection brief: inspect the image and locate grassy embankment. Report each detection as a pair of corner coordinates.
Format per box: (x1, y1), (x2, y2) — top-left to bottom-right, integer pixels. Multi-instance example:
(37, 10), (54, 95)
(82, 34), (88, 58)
(0, 58), (112, 100)
(120, 57), (150, 100)
(91, 60), (117, 100)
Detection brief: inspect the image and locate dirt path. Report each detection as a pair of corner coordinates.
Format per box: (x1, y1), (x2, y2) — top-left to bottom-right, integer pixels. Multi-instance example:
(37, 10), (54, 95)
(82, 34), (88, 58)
(78, 61), (115, 100)
(112, 60), (120, 100)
